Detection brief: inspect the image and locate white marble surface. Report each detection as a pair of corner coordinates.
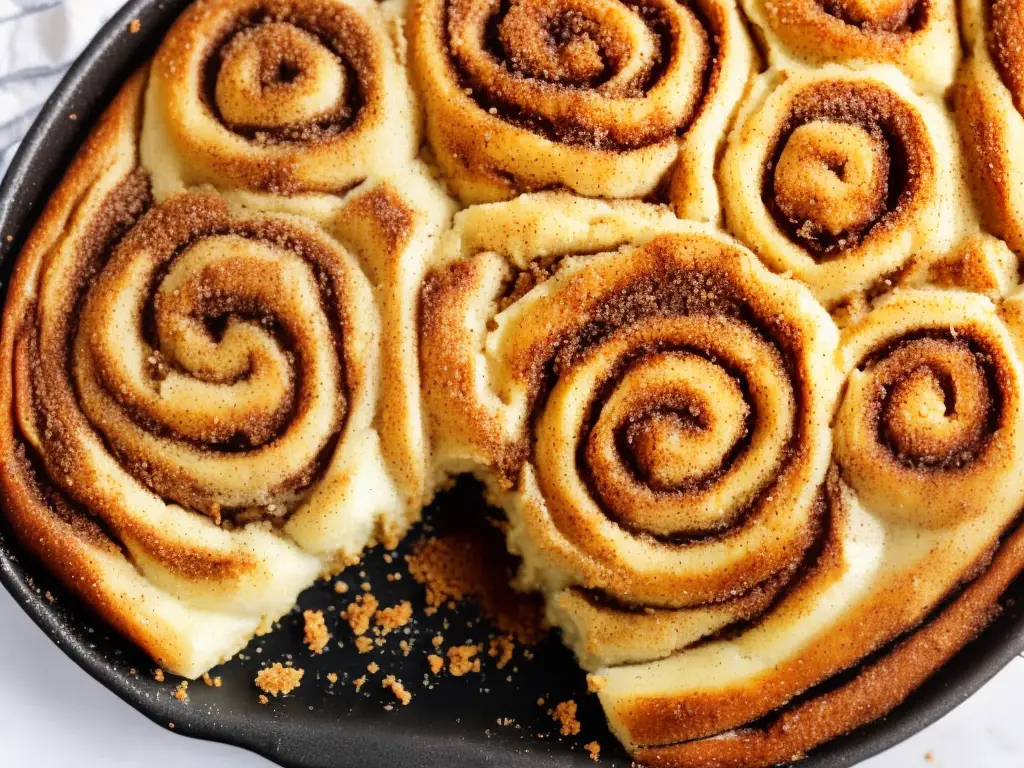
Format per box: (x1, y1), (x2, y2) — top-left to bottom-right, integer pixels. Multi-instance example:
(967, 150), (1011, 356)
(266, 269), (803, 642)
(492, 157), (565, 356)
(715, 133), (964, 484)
(0, 586), (1020, 767)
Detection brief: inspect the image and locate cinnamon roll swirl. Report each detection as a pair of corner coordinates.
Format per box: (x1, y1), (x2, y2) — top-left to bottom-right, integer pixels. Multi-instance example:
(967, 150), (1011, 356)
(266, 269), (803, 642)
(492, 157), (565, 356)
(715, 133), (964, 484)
(408, 0), (753, 220)
(740, 0), (959, 91)
(955, 0), (1024, 255)
(419, 192), (842, 670)
(141, 0), (418, 215)
(721, 65), (967, 308)
(0, 73), (451, 678)
(599, 289), (1024, 766)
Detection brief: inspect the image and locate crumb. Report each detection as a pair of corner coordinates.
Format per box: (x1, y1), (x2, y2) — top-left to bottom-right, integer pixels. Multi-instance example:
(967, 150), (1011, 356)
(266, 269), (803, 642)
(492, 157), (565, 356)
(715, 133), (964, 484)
(399, 640), (412, 656)
(168, 723), (175, 730)
(374, 601), (413, 635)
(585, 741), (601, 761)
(367, 662), (380, 674)
(258, 695), (269, 705)
(432, 635), (444, 648)
(153, 669), (165, 683)
(355, 636), (374, 654)
(128, 19), (141, 34)
(489, 635), (515, 670)
(586, 674), (606, 693)
(427, 654), (445, 674)
(537, 697), (545, 707)
(327, 672), (338, 684)
(173, 681), (189, 702)
(4, 235), (11, 243)
(382, 675), (413, 706)
(255, 663), (304, 696)
(303, 610), (331, 654)
(334, 581), (349, 594)
(341, 594), (379, 636)
(44, 591), (54, 603)
(407, 529), (545, 642)
(550, 700), (581, 736)
(447, 645), (481, 677)
(925, 754), (935, 763)
(384, 704), (394, 712)
(361, 582), (372, 592)
(202, 673), (214, 687)
(353, 675), (367, 692)
(68, 113), (77, 121)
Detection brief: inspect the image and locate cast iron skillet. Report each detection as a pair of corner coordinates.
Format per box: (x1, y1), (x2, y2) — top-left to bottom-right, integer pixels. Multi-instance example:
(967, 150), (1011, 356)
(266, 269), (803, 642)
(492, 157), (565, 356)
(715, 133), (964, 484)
(2, 2), (1024, 766)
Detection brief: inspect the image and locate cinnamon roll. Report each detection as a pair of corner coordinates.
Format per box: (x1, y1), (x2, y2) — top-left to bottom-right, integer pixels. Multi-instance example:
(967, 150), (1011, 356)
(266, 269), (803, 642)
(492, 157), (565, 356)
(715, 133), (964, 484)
(740, 0), (959, 91)
(0, 74), (451, 678)
(141, 0), (418, 216)
(721, 65), (968, 308)
(955, 0), (1024, 255)
(600, 289), (1024, 766)
(408, 0), (753, 220)
(420, 192), (842, 670)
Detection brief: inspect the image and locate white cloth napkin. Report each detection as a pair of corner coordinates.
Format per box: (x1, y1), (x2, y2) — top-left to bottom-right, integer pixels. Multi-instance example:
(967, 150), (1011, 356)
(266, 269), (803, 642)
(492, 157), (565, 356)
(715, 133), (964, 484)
(0, 0), (126, 176)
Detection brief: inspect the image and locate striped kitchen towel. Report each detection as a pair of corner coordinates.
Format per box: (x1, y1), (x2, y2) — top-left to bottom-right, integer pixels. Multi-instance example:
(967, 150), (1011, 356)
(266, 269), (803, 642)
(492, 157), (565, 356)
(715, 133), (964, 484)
(0, 0), (126, 176)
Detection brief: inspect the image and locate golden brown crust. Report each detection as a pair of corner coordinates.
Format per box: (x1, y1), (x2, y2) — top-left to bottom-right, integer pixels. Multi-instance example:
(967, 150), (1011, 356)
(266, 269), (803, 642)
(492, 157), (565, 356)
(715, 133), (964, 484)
(408, 0), (753, 215)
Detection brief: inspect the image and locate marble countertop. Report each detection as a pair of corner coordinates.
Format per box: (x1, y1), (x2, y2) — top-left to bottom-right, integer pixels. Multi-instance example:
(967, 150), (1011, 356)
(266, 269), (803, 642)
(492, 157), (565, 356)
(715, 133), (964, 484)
(0, 587), (1019, 768)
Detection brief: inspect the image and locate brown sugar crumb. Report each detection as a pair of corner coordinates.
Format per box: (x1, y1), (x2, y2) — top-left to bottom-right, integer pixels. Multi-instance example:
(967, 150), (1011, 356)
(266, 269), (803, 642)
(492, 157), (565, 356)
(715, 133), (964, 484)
(353, 675), (367, 692)
(201, 673), (222, 688)
(334, 581), (349, 594)
(427, 654), (445, 674)
(153, 668), (165, 683)
(585, 741), (601, 761)
(173, 681), (189, 702)
(382, 675), (413, 706)
(489, 635), (515, 670)
(367, 662), (380, 674)
(255, 663), (304, 697)
(354, 636), (374, 654)
(374, 600), (413, 635)
(447, 645), (482, 677)
(361, 582), (372, 592)
(341, 594), (379, 636)
(128, 19), (141, 34)
(326, 672), (339, 684)
(44, 591), (54, 603)
(303, 609), (331, 654)
(586, 674), (606, 693)
(258, 695), (269, 705)
(406, 525), (545, 643)
(550, 700), (581, 736)
(432, 635), (444, 648)
(537, 697), (546, 707)
(399, 640), (412, 657)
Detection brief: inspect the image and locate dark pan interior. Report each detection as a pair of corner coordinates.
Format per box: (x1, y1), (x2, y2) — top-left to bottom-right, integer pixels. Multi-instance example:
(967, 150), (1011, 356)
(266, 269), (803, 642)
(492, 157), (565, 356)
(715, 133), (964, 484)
(2, 1), (1024, 766)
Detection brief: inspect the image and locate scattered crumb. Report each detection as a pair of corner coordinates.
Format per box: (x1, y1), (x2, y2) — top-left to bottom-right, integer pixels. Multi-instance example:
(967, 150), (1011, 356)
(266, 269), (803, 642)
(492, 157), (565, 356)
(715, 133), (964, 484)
(68, 113), (77, 121)
(367, 662), (380, 674)
(447, 645), (481, 677)
(427, 654), (445, 674)
(334, 581), (349, 594)
(585, 741), (601, 761)
(361, 582), (372, 592)
(407, 527), (545, 642)
(327, 672), (338, 684)
(432, 635), (444, 648)
(153, 668), (165, 683)
(537, 697), (545, 707)
(173, 681), (189, 702)
(353, 675), (367, 692)
(44, 591), (54, 603)
(925, 754), (935, 763)
(168, 723), (175, 730)
(303, 609), (331, 654)
(550, 700), (581, 736)
(355, 636), (374, 654)
(128, 18), (141, 34)
(489, 635), (515, 670)
(382, 675), (413, 706)
(255, 663), (304, 696)
(399, 640), (412, 656)
(374, 601), (413, 635)
(586, 674), (606, 693)
(201, 673), (222, 688)
(258, 695), (269, 705)
(341, 594), (379, 636)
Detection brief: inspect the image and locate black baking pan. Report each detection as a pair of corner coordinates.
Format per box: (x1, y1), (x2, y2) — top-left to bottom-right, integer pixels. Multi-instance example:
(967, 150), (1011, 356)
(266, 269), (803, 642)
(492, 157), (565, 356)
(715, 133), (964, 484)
(2, 2), (1024, 766)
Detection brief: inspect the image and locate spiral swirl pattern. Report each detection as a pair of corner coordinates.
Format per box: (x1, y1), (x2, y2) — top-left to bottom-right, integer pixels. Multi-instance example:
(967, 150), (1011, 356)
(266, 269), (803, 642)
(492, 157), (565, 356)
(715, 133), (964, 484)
(740, 0), (959, 91)
(722, 66), (966, 308)
(595, 289), (1024, 764)
(141, 0), (417, 207)
(420, 193), (841, 665)
(955, 0), (1024, 255)
(408, 0), (752, 218)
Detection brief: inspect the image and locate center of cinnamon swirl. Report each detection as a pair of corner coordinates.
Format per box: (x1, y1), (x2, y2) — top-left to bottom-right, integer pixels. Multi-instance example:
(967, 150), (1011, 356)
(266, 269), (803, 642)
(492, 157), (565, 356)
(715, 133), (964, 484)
(818, 0), (924, 31)
(216, 22), (348, 131)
